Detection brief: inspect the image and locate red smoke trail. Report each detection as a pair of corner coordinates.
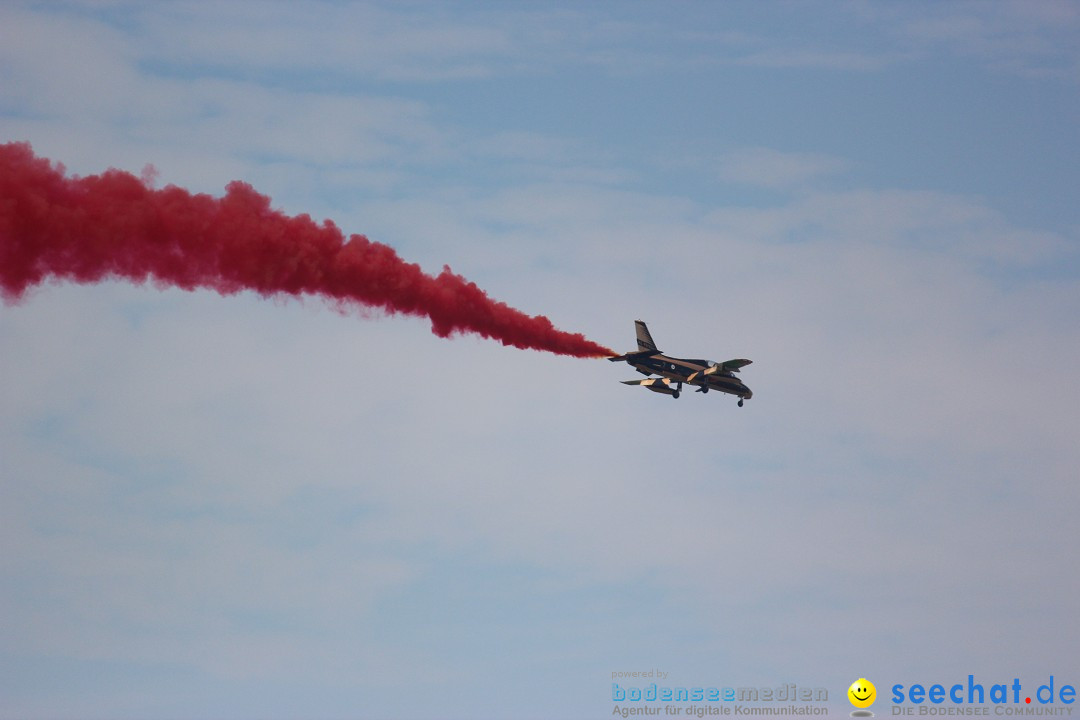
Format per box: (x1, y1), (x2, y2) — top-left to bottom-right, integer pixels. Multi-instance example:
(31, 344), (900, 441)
(0, 142), (612, 357)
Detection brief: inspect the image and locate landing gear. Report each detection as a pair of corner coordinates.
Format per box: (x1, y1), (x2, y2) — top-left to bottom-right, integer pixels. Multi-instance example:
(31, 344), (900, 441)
(672, 382), (683, 399)
(738, 398), (744, 407)
(672, 391), (680, 399)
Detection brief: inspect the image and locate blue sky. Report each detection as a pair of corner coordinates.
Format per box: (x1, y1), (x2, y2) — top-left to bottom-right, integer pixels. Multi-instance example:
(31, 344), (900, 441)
(2, 2), (1079, 718)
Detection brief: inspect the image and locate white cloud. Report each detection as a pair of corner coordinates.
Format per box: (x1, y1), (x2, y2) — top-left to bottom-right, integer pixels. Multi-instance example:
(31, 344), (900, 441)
(131, 1), (515, 82)
(861, 0), (1080, 78)
(716, 147), (852, 189)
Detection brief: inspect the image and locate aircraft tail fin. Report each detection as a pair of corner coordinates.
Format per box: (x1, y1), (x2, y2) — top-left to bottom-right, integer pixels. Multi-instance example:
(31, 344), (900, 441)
(635, 320), (659, 353)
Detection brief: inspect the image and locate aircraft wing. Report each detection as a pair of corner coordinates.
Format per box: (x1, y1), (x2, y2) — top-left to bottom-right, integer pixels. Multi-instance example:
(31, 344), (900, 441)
(621, 377), (680, 396)
(719, 359), (752, 372)
(701, 358), (752, 376)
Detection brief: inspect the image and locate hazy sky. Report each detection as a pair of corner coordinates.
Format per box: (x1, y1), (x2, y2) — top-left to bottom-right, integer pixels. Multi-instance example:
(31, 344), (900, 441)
(2, 2), (1078, 719)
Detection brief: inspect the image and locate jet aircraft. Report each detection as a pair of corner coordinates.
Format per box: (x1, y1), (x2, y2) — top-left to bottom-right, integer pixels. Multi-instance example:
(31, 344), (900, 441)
(609, 320), (753, 405)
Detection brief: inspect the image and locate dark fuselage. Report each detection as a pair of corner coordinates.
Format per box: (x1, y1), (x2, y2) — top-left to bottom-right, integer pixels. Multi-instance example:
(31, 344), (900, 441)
(629, 353), (753, 399)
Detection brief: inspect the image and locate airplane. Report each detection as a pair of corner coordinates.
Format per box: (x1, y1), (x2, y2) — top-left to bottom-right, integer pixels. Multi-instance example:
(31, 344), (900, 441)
(609, 320), (753, 405)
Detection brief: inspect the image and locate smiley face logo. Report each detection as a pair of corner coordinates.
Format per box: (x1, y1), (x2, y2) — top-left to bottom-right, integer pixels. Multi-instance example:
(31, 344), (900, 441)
(848, 678), (876, 709)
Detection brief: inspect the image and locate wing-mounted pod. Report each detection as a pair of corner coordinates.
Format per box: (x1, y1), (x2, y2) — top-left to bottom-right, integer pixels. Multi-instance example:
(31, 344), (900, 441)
(622, 377), (682, 398)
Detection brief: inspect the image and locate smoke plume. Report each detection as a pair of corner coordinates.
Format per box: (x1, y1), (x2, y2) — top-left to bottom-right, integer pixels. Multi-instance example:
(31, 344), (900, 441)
(0, 142), (612, 357)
